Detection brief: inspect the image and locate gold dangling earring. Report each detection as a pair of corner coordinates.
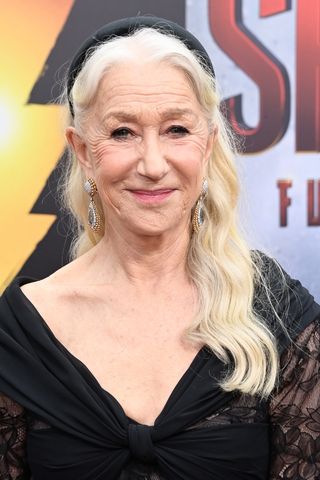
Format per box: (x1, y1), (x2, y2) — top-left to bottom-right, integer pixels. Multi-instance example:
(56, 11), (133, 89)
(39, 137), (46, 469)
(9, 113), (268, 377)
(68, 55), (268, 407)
(84, 178), (101, 232)
(192, 179), (208, 233)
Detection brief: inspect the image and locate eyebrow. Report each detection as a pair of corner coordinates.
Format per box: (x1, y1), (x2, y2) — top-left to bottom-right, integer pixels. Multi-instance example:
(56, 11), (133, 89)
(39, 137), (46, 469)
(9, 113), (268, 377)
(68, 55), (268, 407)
(102, 108), (198, 123)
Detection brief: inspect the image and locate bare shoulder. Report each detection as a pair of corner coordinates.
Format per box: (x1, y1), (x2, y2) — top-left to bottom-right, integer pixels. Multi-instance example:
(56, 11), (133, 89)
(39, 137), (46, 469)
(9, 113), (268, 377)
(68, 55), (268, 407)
(19, 256), (95, 336)
(20, 255), (88, 309)
(21, 275), (59, 306)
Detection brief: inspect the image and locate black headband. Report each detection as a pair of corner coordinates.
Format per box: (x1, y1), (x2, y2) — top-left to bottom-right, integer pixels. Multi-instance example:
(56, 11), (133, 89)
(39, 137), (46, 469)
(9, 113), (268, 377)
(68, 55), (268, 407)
(67, 16), (215, 117)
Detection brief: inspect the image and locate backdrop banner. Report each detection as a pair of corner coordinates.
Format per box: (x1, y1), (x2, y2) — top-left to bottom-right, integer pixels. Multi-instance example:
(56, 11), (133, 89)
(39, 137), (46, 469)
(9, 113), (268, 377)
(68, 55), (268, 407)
(1, 0), (319, 300)
(188, 0), (320, 299)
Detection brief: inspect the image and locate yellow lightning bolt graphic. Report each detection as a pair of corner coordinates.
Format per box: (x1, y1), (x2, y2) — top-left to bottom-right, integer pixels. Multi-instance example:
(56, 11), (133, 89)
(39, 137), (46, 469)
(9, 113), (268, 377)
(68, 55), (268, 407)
(0, 0), (74, 291)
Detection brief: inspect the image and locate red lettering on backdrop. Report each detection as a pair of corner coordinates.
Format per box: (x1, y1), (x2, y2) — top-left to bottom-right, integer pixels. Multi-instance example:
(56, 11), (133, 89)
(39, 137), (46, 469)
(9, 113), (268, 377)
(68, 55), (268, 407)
(208, 0), (290, 153)
(307, 180), (320, 225)
(277, 180), (292, 226)
(296, 0), (320, 151)
(260, 0), (291, 17)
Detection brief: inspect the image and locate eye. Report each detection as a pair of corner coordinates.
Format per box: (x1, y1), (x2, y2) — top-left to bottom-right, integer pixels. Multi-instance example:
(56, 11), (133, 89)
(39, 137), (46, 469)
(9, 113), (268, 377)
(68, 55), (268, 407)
(111, 127), (134, 140)
(167, 125), (190, 137)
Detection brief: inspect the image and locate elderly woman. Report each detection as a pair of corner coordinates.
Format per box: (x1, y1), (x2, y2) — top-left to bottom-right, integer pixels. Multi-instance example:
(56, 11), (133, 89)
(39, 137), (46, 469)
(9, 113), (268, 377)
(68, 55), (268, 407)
(0, 16), (319, 480)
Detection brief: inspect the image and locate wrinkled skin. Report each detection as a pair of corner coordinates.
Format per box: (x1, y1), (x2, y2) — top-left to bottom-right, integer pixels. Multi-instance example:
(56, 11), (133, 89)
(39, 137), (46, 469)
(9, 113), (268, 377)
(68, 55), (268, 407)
(67, 61), (215, 239)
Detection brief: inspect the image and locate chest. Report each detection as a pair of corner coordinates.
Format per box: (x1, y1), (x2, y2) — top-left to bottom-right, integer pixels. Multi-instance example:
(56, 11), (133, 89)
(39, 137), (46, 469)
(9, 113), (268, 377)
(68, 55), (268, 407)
(39, 289), (200, 425)
(25, 376), (270, 480)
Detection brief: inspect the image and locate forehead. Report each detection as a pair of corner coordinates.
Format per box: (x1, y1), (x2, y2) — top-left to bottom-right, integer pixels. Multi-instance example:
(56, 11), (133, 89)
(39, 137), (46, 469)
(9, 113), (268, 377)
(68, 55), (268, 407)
(92, 61), (202, 119)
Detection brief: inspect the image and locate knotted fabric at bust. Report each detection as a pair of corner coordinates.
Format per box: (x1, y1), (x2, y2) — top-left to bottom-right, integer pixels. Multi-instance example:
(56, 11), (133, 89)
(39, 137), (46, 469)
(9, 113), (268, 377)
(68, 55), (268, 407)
(0, 271), (318, 479)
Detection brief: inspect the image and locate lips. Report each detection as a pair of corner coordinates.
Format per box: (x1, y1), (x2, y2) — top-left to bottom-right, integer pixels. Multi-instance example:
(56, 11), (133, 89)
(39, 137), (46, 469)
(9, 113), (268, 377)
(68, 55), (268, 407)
(131, 189), (173, 195)
(127, 188), (175, 203)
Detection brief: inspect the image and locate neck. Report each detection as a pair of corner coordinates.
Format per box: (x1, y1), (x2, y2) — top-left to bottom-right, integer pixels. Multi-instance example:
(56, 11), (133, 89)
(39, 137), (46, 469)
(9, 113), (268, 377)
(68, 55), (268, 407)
(84, 222), (192, 288)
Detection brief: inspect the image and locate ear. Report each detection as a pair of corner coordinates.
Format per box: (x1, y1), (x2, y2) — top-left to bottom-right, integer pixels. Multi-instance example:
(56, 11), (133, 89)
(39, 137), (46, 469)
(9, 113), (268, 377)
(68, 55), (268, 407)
(204, 125), (218, 166)
(65, 127), (93, 176)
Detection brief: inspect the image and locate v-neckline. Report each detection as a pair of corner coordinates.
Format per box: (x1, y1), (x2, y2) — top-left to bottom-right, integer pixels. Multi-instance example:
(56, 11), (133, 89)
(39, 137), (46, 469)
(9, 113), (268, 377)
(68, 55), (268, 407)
(13, 277), (207, 427)
(66, 340), (206, 427)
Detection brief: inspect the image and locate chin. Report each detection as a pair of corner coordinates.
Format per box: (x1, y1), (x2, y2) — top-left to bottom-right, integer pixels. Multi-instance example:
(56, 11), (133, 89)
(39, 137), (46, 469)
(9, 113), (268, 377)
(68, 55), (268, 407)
(130, 225), (174, 237)
(125, 218), (183, 237)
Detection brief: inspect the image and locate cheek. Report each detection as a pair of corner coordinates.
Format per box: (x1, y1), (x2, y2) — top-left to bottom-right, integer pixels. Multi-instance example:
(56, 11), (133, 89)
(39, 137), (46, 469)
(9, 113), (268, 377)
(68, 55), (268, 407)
(166, 140), (207, 180)
(89, 142), (136, 183)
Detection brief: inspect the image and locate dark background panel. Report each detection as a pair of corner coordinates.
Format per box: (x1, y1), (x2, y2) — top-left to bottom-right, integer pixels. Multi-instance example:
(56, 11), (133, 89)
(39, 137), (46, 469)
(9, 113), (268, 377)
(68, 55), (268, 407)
(28, 0), (185, 105)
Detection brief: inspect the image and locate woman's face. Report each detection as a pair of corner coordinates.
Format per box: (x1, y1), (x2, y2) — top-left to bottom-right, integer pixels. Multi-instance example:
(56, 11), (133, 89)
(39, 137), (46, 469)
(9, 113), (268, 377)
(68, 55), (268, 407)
(68, 61), (215, 238)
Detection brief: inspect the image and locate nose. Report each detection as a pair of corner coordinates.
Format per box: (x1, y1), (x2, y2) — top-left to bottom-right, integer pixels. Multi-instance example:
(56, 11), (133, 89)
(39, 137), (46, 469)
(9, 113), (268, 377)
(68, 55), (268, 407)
(136, 132), (169, 180)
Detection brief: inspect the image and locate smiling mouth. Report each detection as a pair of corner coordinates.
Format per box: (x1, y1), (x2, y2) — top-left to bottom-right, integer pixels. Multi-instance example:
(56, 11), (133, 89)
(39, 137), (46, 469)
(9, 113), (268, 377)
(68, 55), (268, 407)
(127, 189), (175, 203)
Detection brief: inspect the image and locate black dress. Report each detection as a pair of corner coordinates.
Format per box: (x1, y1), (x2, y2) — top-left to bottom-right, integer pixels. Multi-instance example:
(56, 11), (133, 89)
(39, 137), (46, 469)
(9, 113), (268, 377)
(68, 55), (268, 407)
(0, 258), (319, 479)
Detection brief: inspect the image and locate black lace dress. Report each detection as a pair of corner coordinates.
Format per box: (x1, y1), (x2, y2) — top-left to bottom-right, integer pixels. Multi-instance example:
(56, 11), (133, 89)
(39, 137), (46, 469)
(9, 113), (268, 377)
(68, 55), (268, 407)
(0, 260), (319, 479)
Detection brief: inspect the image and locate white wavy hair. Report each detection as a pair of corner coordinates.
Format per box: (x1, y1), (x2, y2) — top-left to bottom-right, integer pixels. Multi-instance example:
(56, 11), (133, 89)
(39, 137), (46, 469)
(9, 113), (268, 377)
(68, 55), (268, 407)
(62, 27), (281, 397)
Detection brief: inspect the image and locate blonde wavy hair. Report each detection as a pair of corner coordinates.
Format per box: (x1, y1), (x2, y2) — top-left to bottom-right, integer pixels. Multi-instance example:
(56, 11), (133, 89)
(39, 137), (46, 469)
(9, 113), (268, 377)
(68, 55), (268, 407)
(62, 27), (281, 397)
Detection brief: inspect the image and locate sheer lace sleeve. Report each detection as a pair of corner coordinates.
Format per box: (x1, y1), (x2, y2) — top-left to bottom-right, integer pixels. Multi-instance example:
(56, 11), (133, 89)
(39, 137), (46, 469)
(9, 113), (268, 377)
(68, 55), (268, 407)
(269, 318), (320, 479)
(0, 393), (30, 480)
